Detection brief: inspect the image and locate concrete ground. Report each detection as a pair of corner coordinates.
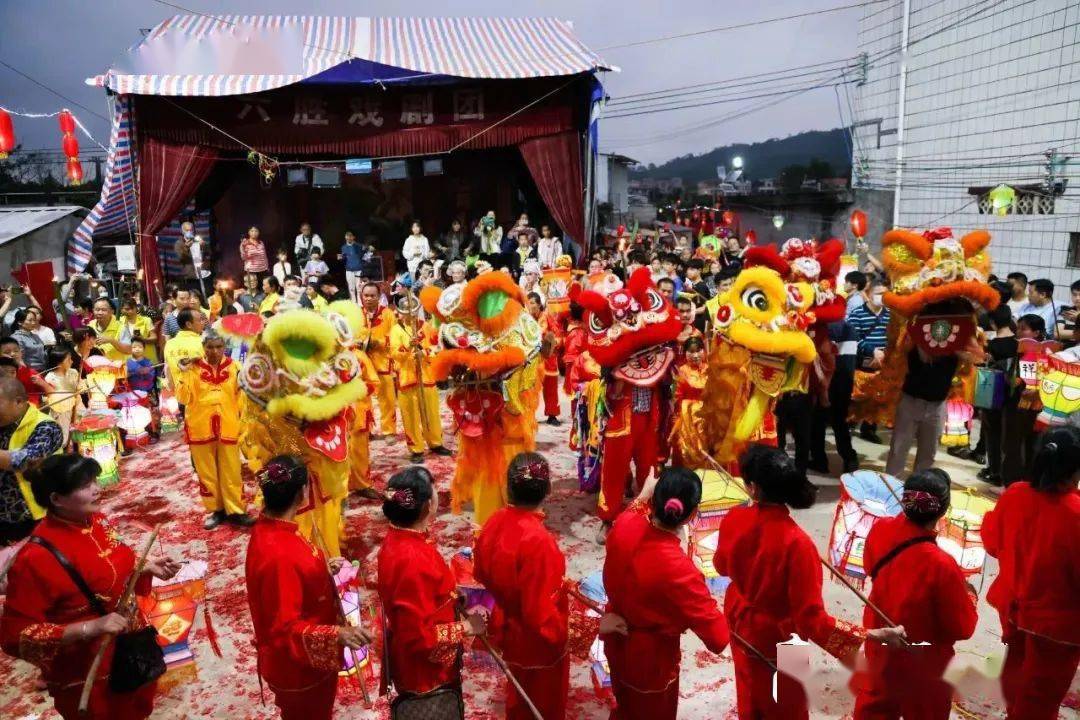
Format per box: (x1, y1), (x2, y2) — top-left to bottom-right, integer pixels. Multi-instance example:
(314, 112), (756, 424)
(1, 397), (1075, 719)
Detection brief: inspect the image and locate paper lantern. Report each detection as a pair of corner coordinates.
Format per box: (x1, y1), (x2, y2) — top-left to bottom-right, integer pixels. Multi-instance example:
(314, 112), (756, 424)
(58, 110), (76, 134)
(137, 560), (208, 690)
(721, 210), (734, 226)
(333, 563), (373, 681)
(59, 110), (82, 186)
(772, 214), (785, 230)
(745, 229), (757, 246)
(849, 209), (867, 239)
(114, 392), (153, 448)
(577, 571), (614, 705)
(158, 378), (182, 434)
(828, 471), (902, 584)
(1017, 338), (1062, 389)
(937, 490), (996, 577)
(940, 399), (974, 447)
(0, 108), (14, 159)
(84, 355), (123, 412)
(62, 133), (79, 159)
(1036, 354), (1080, 428)
(66, 157), (83, 185)
(687, 468), (749, 594)
(72, 414), (121, 487)
(988, 184), (1015, 216)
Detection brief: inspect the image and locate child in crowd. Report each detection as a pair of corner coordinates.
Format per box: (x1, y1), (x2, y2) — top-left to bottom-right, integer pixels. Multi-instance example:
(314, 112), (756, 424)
(303, 249), (329, 283)
(126, 338), (157, 395)
(0, 337), (53, 405)
(271, 248), (293, 287)
(43, 346), (84, 444)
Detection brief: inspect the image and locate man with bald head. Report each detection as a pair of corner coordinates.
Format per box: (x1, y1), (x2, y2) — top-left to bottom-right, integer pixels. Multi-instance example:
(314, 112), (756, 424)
(0, 376), (63, 544)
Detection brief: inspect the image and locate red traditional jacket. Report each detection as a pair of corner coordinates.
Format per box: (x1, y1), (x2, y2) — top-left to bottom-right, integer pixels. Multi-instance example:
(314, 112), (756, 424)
(863, 515), (977, 658)
(562, 323), (588, 394)
(981, 481), (1080, 645)
(473, 506), (569, 667)
(539, 313), (563, 377)
(0, 513), (152, 690)
(713, 503), (866, 663)
(245, 516), (342, 691)
(603, 501), (730, 693)
(376, 526), (465, 694)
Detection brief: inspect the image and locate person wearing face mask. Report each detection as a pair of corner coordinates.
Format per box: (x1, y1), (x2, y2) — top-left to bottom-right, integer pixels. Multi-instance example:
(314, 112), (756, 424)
(0, 453), (181, 720)
(848, 279), (891, 443)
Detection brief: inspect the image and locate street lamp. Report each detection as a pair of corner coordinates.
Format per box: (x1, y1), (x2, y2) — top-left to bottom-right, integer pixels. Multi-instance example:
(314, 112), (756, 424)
(732, 156), (744, 170)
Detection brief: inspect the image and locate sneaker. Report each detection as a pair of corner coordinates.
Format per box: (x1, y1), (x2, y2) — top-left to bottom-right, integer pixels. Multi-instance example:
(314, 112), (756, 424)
(859, 429), (883, 444)
(546, 416), (562, 426)
(977, 467), (994, 480)
(947, 447), (972, 459)
(203, 511), (226, 530)
(429, 446), (453, 457)
(969, 451), (986, 465)
(410, 452), (426, 464)
(227, 513), (256, 528)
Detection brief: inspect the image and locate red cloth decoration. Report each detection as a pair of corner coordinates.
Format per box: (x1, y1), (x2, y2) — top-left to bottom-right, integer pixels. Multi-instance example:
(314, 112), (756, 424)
(137, 138), (220, 306)
(519, 131), (585, 261)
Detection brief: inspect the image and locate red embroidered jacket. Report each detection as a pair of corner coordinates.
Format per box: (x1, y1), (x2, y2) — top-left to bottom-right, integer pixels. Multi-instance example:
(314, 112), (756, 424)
(603, 501), (730, 693)
(981, 481), (1080, 645)
(714, 503), (866, 663)
(244, 516), (342, 691)
(377, 526), (464, 694)
(0, 513), (152, 689)
(473, 507), (569, 667)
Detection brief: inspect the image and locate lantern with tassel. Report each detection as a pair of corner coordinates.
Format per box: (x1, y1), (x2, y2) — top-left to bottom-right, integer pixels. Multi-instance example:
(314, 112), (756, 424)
(0, 108), (14, 160)
(988, 184), (1016, 216)
(334, 562), (374, 683)
(59, 110), (82, 186)
(937, 490), (996, 578)
(745, 229), (757, 246)
(828, 471), (902, 585)
(688, 468), (750, 594)
(72, 414), (121, 487)
(138, 560), (211, 690)
(772, 214), (785, 230)
(849, 209), (868, 239)
(721, 210), (735, 226)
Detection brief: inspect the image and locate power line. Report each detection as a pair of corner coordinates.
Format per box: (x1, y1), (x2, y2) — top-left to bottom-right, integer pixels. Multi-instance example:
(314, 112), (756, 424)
(0, 60), (109, 122)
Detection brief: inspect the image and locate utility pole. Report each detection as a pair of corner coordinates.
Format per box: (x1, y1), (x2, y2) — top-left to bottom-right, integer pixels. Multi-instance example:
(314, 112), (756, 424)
(891, 0), (912, 228)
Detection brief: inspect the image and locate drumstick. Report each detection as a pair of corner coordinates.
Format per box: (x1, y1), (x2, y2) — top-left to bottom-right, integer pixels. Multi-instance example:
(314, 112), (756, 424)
(475, 629), (545, 720)
(310, 522), (372, 708)
(818, 557), (909, 647)
(79, 525), (160, 714)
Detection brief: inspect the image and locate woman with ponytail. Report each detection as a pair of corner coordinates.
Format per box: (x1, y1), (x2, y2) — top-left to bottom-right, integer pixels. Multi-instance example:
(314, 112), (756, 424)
(982, 426), (1080, 719)
(853, 468), (978, 719)
(713, 446), (905, 719)
(601, 466), (729, 720)
(244, 455), (373, 720)
(376, 466), (485, 717)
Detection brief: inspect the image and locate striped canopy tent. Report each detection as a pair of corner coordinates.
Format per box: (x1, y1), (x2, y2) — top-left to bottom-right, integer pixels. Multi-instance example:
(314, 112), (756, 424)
(72, 15), (612, 301)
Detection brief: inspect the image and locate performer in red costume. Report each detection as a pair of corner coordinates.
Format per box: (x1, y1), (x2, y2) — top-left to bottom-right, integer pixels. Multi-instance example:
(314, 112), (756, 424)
(474, 452), (606, 719)
(377, 466), (486, 715)
(528, 294), (564, 426)
(561, 302), (588, 397)
(982, 425), (1080, 720)
(714, 446), (906, 719)
(1, 455), (181, 720)
(853, 468), (978, 719)
(570, 268), (682, 542)
(602, 467), (729, 720)
(245, 455), (372, 720)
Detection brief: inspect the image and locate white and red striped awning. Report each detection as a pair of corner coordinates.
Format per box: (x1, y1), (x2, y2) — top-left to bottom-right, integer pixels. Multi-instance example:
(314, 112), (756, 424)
(90, 16), (612, 96)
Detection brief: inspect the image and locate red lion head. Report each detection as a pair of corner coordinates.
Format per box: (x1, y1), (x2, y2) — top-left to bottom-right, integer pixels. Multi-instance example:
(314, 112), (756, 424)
(569, 267), (682, 380)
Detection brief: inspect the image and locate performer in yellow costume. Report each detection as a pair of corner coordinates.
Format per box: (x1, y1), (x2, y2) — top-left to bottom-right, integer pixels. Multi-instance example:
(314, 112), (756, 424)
(175, 332), (251, 529)
(669, 335), (709, 468)
(389, 296), (451, 464)
(358, 282), (398, 437)
(236, 308), (368, 557)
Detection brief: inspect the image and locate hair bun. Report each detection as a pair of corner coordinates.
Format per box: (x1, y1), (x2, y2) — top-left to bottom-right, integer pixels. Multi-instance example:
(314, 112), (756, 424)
(663, 498), (684, 519)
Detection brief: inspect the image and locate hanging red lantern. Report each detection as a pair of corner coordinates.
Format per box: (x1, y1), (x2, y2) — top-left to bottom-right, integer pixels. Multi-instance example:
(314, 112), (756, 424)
(849, 209), (868, 239)
(615, 224), (626, 237)
(62, 133), (79, 159)
(722, 210), (735, 226)
(58, 110), (76, 135)
(0, 108), (14, 159)
(67, 157), (83, 185)
(745, 229), (758, 246)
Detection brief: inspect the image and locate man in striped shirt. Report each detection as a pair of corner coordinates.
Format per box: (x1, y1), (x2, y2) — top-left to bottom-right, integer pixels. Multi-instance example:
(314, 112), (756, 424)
(848, 278), (891, 443)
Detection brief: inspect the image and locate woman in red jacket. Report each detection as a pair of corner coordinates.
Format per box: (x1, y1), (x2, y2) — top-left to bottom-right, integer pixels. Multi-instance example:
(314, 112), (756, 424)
(602, 466), (729, 720)
(982, 425), (1080, 720)
(376, 466), (486, 717)
(714, 446), (905, 719)
(0, 455), (180, 720)
(245, 455), (373, 720)
(854, 468), (978, 719)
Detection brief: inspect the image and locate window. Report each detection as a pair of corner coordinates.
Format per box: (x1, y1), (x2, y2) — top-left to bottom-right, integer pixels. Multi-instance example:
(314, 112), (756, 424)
(1068, 233), (1080, 269)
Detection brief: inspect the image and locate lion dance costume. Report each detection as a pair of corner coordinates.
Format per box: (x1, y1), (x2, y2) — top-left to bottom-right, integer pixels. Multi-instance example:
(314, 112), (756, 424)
(850, 227), (997, 426)
(569, 267), (682, 523)
(419, 271), (542, 524)
(234, 308), (368, 557)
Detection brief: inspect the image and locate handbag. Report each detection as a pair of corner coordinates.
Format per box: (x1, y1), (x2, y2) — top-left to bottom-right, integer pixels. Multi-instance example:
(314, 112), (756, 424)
(973, 366), (1006, 410)
(390, 685), (465, 720)
(28, 536), (166, 693)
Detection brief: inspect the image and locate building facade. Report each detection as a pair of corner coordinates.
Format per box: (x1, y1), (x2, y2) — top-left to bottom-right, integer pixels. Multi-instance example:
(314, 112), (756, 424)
(851, 0), (1080, 301)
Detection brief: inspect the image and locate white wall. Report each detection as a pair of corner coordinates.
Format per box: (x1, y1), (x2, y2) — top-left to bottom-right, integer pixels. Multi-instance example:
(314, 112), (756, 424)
(852, 0), (1080, 302)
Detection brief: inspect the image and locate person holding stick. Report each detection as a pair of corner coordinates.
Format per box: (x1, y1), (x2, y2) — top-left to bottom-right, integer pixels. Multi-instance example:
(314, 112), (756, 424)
(982, 425), (1080, 720)
(473, 452), (616, 720)
(245, 455), (373, 720)
(601, 467), (727, 720)
(389, 295), (450, 464)
(0, 454), (180, 720)
(377, 466), (486, 717)
(853, 468), (977, 719)
(713, 446), (906, 719)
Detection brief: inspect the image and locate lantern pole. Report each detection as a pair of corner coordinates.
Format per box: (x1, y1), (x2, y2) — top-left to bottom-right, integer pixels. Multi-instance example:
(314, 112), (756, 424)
(891, 0), (912, 227)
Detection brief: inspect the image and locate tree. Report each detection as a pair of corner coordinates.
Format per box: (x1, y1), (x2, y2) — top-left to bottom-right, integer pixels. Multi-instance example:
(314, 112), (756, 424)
(806, 158), (836, 180)
(779, 164), (806, 192)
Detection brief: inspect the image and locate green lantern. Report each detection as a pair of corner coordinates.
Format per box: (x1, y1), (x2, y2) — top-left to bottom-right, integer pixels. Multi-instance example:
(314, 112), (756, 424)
(988, 184), (1015, 216)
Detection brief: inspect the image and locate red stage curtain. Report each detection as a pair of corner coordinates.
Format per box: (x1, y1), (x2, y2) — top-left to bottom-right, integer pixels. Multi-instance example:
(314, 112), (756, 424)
(519, 132), (585, 260)
(137, 138), (219, 305)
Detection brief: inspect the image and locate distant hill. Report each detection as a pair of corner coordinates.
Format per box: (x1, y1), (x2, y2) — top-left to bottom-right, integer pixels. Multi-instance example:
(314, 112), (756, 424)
(631, 128), (851, 184)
